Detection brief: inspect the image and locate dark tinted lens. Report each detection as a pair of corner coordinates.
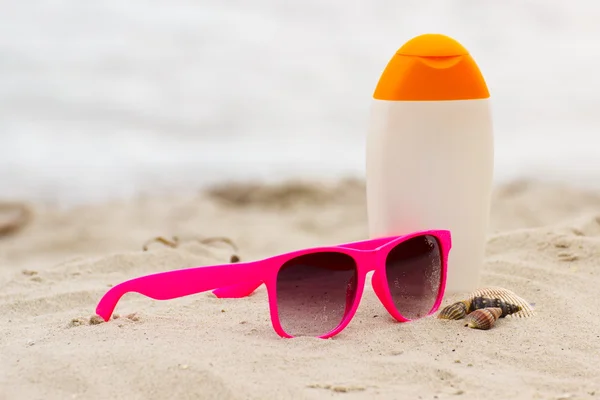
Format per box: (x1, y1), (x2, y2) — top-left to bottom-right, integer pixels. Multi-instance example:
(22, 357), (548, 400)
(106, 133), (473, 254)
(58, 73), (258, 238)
(385, 235), (442, 320)
(276, 252), (358, 337)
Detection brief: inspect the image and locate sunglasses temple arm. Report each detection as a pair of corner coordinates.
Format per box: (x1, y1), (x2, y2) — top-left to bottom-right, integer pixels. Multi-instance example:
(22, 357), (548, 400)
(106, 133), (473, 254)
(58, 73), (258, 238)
(95, 261), (263, 321)
(212, 280), (263, 298)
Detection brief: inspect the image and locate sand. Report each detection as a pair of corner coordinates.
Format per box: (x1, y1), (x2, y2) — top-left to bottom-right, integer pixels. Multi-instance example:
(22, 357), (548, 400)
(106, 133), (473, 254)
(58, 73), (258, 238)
(1, 179), (599, 400)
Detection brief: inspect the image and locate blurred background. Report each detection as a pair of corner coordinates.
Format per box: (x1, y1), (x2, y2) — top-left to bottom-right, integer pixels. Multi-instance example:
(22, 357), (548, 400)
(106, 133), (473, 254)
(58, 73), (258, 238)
(1, 0), (600, 206)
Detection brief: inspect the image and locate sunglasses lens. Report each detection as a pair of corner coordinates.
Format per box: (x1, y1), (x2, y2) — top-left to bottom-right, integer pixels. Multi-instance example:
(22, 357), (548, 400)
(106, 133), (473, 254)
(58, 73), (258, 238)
(385, 234), (443, 320)
(276, 252), (358, 337)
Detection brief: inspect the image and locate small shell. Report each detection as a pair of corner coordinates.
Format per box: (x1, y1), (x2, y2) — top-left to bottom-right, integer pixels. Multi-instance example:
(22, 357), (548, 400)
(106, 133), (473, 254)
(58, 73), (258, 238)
(470, 296), (522, 318)
(467, 287), (535, 318)
(464, 307), (502, 330)
(437, 300), (470, 320)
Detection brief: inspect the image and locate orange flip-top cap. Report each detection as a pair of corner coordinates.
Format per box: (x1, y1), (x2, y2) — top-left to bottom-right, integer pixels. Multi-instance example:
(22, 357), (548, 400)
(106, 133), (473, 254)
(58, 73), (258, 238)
(373, 33), (490, 101)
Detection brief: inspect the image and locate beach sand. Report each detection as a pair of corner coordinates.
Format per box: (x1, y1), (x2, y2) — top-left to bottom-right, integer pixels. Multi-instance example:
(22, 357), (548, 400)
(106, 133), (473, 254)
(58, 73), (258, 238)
(1, 179), (599, 400)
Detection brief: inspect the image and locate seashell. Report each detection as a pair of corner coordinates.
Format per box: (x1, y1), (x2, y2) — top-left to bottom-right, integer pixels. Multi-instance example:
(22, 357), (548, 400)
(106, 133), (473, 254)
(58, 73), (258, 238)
(437, 300), (470, 320)
(464, 307), (502, 330)
(470, 296), (522, 318)
(437, 296), (521, 320)
(467, 287), (535, 318)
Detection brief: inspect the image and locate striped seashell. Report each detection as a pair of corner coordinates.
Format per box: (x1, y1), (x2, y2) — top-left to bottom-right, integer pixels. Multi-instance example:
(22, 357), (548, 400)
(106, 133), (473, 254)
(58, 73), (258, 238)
(470, 296), (522, 318)
(467, 287), (535, 318)
(437, 296), (521, 320)
(437, 300), (470, 320)
(464, 307), (502, 330)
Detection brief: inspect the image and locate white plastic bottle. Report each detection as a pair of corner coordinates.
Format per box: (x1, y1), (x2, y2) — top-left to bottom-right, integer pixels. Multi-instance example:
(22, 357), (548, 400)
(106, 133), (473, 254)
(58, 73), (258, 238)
(365, 33), (494, 294)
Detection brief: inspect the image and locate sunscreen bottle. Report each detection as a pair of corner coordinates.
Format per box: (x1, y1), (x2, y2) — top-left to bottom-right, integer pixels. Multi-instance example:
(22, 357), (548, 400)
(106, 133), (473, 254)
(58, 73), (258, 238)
(365, 33), (494, 294)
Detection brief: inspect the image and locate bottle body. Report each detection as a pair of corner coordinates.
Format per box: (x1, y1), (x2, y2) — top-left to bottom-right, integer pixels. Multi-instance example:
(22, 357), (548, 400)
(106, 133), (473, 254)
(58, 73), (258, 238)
(366, 98), (494, 293)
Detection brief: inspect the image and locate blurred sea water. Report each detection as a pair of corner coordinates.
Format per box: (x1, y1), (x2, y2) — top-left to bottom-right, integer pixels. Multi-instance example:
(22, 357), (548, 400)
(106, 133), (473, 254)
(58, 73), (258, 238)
(1, 0), (600, 205)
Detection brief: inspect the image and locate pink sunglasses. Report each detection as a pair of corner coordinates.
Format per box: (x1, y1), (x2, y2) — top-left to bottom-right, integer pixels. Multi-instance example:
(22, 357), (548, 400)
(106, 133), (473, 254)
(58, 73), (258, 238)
(95, 229), (451, 338)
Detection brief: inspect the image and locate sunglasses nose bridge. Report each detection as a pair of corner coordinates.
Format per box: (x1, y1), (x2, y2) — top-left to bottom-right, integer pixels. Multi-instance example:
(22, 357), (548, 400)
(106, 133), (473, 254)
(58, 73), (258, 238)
(358, 248), (381, 274)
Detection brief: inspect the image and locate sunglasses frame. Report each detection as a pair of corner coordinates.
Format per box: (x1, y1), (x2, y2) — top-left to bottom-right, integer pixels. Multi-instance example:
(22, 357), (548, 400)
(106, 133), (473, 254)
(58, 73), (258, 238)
(95, 229), (451, 339)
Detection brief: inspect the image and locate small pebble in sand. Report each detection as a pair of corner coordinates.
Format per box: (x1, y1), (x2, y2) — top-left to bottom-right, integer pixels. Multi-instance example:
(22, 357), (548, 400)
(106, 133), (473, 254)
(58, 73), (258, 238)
(69, 318), (87, 327)
(125, 313), (140, 322)
(89, 315), (104, 325)
(69, 315), (111, 327)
